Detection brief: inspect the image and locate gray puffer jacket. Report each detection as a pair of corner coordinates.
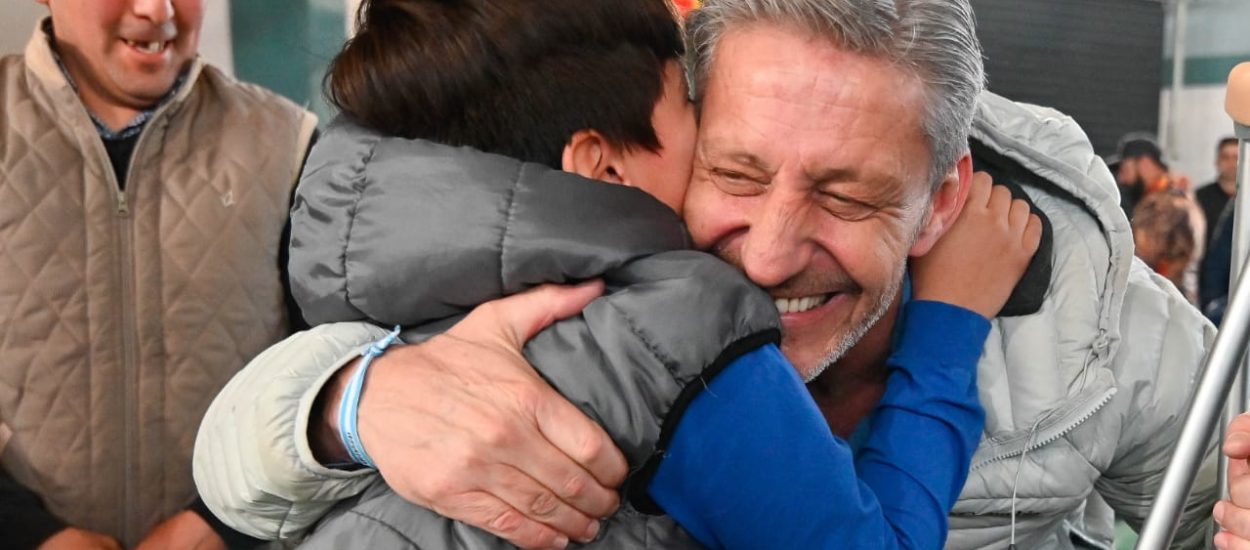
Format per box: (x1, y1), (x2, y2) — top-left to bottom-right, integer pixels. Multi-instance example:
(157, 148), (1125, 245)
(210, 121), (780, 548)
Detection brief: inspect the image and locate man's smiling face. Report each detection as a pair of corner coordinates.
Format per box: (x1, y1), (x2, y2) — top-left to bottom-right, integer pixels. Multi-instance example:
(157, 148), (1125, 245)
(40, 0), (203, 121)
(682, 23), (937, 380)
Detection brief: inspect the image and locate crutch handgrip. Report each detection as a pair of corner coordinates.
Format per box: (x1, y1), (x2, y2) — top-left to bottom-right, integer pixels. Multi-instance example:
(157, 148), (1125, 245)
(1229, 63), (1250, 126)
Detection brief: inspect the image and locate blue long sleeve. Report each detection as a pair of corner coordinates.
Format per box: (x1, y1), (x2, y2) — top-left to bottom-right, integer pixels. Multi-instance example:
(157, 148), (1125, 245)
(647, 300), (989, 549)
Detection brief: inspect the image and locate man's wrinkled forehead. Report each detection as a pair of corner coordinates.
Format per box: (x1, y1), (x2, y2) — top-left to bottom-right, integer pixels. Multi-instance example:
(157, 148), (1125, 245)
(695, 25), (927, 175)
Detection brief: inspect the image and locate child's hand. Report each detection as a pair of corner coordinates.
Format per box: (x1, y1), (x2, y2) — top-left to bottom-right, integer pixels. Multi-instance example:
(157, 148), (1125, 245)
(912, 172), (1042, 319)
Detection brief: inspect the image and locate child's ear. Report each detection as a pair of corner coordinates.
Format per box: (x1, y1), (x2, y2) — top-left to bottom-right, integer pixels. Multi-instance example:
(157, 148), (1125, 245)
(562, 130), (626, 183)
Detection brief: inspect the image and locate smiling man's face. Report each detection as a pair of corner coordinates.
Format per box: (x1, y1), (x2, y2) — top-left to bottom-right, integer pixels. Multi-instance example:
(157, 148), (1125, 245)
(39, 0), (203, 124)
(682, 23), (939, 380)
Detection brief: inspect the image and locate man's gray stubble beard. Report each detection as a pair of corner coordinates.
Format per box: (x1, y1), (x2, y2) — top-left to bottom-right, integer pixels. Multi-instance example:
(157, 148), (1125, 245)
(800, 204), (930, 383)
(799, 268), (903, 383)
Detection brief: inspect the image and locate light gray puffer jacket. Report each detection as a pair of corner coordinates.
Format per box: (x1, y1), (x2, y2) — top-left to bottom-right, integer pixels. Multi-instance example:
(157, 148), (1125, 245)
(944, 92), (1217, 550)
(194, 92), (1217, 549)
(196, 121), (781, 548)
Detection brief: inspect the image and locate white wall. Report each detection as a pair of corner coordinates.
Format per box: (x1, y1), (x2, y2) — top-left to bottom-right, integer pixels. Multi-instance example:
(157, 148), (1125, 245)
(1159, 86), (1238, 187)
(200, 0), (234, 74)
(1162, 0), (1249, 187)
(1, 0), (234, 76)
(1, 2), (47, 56)
(345, 0), (361, 35)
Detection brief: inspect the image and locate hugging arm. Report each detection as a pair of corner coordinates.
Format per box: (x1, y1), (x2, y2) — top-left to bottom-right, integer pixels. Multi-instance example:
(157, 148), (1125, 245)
(650, 301), (988, 549)
(194, 283), (625, 549)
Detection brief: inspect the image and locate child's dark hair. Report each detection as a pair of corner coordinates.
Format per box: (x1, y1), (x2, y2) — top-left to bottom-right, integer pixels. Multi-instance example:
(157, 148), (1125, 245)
(326, 0), (685, 169)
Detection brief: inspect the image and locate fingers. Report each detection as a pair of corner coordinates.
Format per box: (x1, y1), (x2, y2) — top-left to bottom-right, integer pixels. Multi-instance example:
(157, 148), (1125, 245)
(1228, 414), (1250, 487)
(1227, 414), (1250, 459)
(1023, 213), (1043, 255)
(484, 281), (606, 347)
(1008, 196), (1031, 230)
(1231, 434), (1250, 469)
(1233, 458), (1250, 482)
(535, 391), (628, 489)
(487, 464), (602, 544)
(1232, 472), (1250, 507)
(438, 492), (572, 550)
(987, 181), (1013, 215)
(966, 171), (994, 210)
(1215, 531), (1250, 550)
(487, 392), (622, 529)
(503, 432), (619, 520)
(984, 180), (1037, 250)
(1217, 500), (1250, 550)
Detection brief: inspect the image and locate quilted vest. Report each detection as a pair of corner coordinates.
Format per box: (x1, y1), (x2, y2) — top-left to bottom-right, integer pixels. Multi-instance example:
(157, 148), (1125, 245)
(0, 24), (317, 546)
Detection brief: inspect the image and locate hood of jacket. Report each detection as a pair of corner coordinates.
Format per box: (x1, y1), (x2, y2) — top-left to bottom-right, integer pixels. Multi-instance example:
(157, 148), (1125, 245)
(967, 91), (1136, 448)
(946, 92), (1215, 549)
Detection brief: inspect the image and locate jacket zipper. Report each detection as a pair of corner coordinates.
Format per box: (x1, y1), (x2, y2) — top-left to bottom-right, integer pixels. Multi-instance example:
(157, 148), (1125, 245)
(115, 190), (137, 545)
(102, 109), (167, 544)
(970, 386), (1118, 471)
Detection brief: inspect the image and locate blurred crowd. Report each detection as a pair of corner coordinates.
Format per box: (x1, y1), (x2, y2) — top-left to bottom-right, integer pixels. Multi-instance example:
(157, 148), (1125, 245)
(1117, 134), (1241, 324)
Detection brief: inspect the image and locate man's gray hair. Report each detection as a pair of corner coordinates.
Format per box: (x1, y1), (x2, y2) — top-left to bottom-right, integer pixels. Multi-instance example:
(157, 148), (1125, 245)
(686, 0), (986, 187)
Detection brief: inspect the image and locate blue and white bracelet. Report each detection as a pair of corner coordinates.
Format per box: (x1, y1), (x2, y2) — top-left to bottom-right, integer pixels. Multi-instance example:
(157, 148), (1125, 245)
(337, 325), (403, 468)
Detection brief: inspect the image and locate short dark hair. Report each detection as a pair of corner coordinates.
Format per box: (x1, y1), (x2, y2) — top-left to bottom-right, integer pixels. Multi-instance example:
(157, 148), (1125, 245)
(1220, 137), (1238, 152)
(326, 0), (684, 169)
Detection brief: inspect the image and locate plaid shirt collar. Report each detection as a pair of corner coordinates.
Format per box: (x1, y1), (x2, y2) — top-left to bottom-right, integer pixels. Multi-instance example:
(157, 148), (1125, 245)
(46, 22), (186, 141)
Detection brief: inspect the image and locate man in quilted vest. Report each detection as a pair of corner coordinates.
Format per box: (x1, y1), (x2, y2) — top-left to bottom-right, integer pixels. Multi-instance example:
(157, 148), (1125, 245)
(0, 0), (317, 548)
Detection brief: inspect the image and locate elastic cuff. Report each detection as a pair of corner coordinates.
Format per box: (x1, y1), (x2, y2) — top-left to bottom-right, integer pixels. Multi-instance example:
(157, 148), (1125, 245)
(189, 498), (266, 549)
(294, 335), (391, 477)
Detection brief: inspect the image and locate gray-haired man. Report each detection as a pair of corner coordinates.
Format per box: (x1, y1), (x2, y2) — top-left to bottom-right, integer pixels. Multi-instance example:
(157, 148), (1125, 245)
(195, 0), (1215, 548)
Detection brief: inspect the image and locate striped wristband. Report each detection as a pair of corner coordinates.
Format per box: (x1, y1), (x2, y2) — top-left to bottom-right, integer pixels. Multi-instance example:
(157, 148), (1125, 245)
(338, 325), (403, 468)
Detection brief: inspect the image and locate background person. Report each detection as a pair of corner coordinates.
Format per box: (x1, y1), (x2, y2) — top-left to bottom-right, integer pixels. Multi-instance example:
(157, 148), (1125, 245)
(1196, 137), (1240, 251)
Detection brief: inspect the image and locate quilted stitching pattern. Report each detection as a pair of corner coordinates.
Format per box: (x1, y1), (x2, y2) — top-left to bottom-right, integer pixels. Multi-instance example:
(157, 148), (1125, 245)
(0, 57), (105, 527)
(1, 47), (311, 545)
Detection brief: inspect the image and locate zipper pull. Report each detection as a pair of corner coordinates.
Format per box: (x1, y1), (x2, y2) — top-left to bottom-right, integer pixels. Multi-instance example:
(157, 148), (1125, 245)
(117, 193), (130, 217)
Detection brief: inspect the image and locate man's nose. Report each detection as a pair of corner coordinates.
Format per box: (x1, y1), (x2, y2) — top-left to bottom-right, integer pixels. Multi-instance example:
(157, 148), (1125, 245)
(132, 0), (175, 25)
(739, 189), (814, 288)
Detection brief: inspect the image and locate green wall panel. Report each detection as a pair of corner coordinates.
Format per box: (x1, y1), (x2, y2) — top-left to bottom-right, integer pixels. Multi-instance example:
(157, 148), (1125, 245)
(230, 1), (345, 122)
(1163, 55), (1250, 87)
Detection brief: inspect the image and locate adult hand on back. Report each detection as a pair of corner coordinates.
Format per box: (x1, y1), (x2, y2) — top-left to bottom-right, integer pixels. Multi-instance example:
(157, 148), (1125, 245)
(1216, 413), (1250, 549)
(312, 280), (626, 550)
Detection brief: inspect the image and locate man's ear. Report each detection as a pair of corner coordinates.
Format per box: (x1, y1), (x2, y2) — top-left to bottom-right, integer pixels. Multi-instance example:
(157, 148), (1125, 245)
(909, 153), (973, 258)
(561, 130), (626, 183)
